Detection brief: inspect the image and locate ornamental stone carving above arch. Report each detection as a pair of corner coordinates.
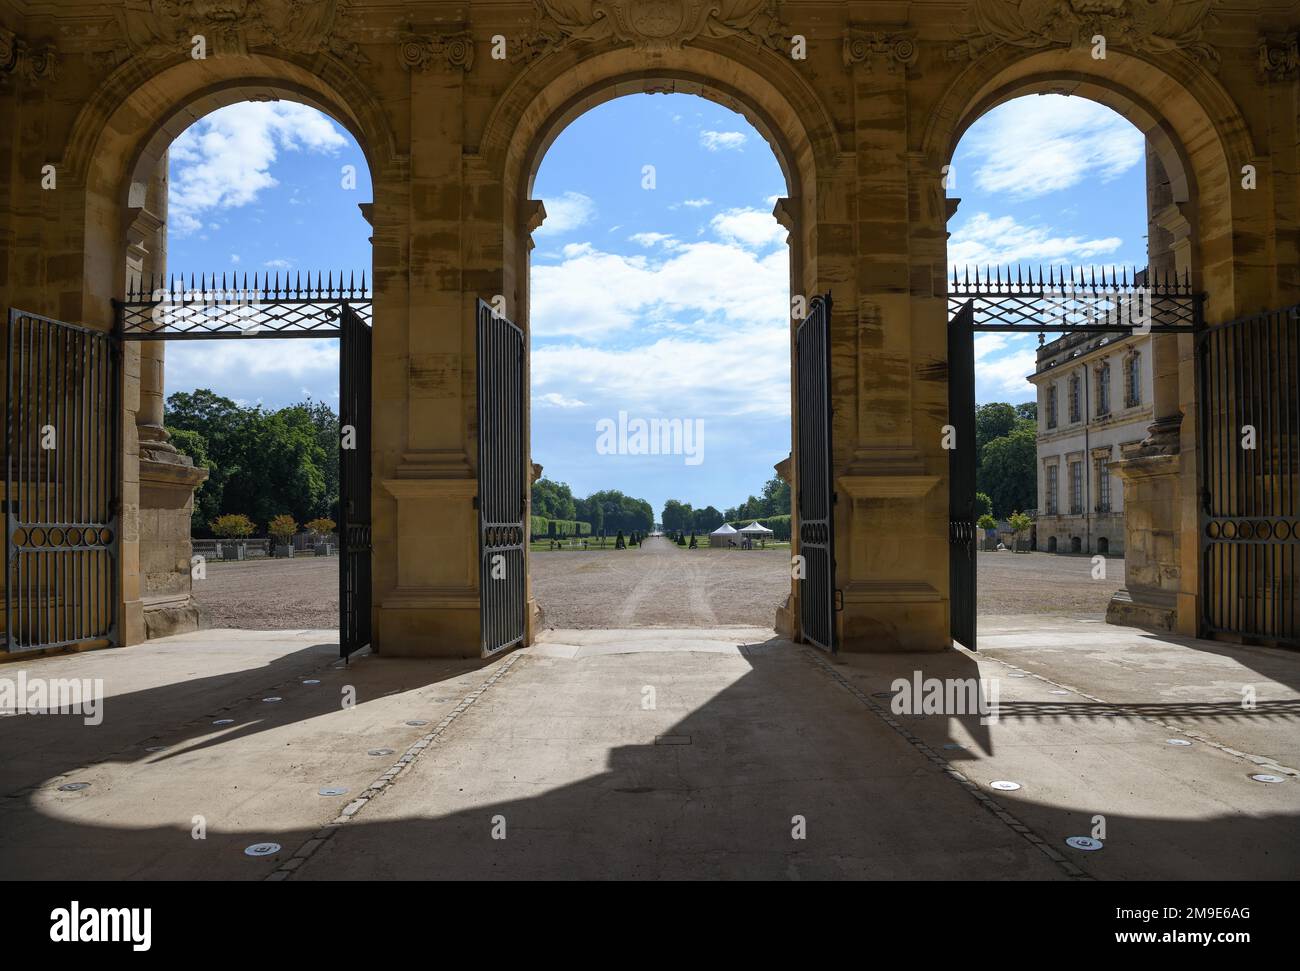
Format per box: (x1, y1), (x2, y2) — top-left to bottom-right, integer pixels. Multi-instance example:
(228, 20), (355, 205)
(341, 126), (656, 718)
(521, 0), (789, 57)
(946, 0), (1220, 69)
(111, 0), (367, 66)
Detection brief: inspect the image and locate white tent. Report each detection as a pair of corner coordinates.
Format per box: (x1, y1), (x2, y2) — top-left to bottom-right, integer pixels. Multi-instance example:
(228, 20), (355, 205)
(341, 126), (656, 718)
(709, 523), (739, 548)
(739, 521), (773, 536)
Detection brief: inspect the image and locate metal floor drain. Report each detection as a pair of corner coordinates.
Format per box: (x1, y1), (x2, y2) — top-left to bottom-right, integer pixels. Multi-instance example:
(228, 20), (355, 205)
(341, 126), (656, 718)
(58, 782), (90, 792)
(990, 780), (1021, 791)
(244, 842), (280, 857)
(655, 735), (691, 745)
(1066, 836), (1103, 851)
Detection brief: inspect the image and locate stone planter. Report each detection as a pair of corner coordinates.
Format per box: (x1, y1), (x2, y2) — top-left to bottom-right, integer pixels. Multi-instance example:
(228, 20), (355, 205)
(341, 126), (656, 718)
(272, 543), (295, 559)
(220, 541), (246, 561)
(314, 543), (331, 556)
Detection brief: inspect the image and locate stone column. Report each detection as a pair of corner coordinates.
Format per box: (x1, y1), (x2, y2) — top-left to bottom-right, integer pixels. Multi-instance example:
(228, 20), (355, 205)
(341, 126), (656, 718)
(127, 154), (209, 639)
(1107, 141), (1194, 632)
(833, 29), (946, 651)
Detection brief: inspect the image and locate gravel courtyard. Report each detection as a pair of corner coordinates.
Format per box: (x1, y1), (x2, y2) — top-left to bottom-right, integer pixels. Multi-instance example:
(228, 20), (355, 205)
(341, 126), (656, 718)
(193, 539), (1125, 631)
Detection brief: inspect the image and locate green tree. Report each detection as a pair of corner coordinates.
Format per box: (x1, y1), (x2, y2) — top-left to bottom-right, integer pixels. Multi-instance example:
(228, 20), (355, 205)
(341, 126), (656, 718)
(760, 476), (791, 517)
(532, 479), (577, 521)
(974, 491), (993, 519)
(975, 402), (1019, 453)
(661, 499), (693, 533)
(692, 505), (724, 531)
(978, 424), (1038, 517)
(167, 426), (218, 531)
(1014, 401), (1037, 422)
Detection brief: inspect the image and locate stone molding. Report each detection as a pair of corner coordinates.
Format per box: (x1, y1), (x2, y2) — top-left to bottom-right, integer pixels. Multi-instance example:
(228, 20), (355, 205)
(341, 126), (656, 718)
(946, 0), (1219, 69)
(398, 29), (475, 72)
(842, 28), (917, 72)
(0, 26), (58, 82)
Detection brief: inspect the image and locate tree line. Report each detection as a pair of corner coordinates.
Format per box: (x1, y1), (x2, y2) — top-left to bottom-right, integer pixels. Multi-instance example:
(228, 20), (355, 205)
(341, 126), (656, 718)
(531, 479), (655, 535)
(975, 401), (1037, 518)
(166, 389), (339, 537)
(661, 476), (791, 534)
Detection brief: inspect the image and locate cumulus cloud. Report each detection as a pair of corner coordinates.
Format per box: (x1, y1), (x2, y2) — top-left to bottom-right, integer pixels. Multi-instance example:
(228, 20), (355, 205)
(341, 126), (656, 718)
(710, 208), (787, 250)
(699, 130), (747, 152)
(948, 212), (1122, 268)
(973, 333), (1039, 398)
(536, 191), (597, 235)
(169, 102), (347, 237)
(535, 392), (587, 409)
(960, 95), (1144, 200)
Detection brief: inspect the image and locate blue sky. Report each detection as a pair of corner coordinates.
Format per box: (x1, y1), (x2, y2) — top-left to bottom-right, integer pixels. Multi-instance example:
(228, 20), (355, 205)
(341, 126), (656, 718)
(164, 93), (1146, 515)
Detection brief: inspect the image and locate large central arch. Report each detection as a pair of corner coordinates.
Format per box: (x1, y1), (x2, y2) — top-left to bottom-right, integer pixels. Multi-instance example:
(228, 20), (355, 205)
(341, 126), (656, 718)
(479, 40), (842, 644)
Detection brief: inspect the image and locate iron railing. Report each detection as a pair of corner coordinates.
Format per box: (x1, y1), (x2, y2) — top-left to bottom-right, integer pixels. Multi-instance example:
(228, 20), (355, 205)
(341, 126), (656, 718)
(116, 271), (371, 339)
(948, 265), (1203, 334)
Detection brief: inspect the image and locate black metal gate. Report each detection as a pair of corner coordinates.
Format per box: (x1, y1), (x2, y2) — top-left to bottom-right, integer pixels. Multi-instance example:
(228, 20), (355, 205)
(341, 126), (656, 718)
(476, 299), (526, 656)
(339, 303), (372, 659)
(5, 310), (119, 653)
(796, 294), (836, 652)
(1198, 304), (1300, 647)
(948, 300), (977, 651)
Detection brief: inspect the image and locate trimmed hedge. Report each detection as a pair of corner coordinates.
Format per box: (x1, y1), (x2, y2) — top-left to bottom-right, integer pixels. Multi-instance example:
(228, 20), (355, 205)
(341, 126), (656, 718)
(545, 519), (592, 538)
(726, 515), (791, 541)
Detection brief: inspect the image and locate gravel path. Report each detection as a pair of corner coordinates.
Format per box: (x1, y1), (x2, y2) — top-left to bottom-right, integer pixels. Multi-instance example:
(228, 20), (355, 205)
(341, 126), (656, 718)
(190, 543), (1125, 631)
(531, 536), (791, 629)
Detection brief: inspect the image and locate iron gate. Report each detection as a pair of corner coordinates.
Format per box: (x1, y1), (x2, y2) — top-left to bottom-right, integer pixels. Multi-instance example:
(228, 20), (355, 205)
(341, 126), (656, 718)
(339, 303), (372, 659)
(476, 299), (526, 656)
(948, 300), (977, 651)
(1198, 304), (1300, 647)
(4, 310), (119, 653)
(796, 293), (836, 652)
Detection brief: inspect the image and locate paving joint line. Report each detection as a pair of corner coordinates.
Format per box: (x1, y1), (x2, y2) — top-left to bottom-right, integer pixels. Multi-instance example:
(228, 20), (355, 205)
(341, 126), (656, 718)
(268, 651), (526, 881)
(800, 648), (1092, 881)
(969, 648), (1299, 778)
(1, 646), (368, 803)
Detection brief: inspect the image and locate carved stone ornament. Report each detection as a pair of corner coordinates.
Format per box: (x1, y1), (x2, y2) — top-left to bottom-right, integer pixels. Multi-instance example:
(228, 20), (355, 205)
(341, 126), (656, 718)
(0, 26), (59, 82)
(398, 30), (475, 72)
(947, 0), (1219, 69)
(520, 0), (788, 57)
(111, 0), (367, 67)
(843, 29), (918, 71)
(1258, 33), (1298, 82)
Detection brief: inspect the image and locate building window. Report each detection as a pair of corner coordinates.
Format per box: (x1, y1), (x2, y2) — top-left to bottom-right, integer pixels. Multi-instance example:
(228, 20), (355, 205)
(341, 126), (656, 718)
(1096, 363), (1111, 417)
(1096, 460), (1111, 511)
(1069, 461), (1083, 514)
(1046, 385), (1058, 429)
(1068, 372), (1081, 423)
(1125, 352), (1141, 407)
(1045, 464), (1059, 515)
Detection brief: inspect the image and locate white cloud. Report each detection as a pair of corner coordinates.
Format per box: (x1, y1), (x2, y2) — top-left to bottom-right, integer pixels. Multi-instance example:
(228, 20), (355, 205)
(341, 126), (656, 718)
(681, 198), (712, 208)
(167, 338), (338, 388)
(974, 334), (1038, 397)
(535, 392), (587, 409)
(628, 232), (677, 248)
(960, 95), (1144, 200)
(710, 208), (787, 250)
(536, 191), (597, 235)
(948, 212), (1122, 268)
(700, 130), (747, 152)
(169, 102), (347, 238)
(264, 258), (294, 269)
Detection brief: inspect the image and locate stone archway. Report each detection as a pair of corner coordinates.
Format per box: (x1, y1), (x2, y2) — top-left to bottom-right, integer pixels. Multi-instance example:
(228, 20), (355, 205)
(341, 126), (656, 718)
(482, 43), (839, 646)
(55, 51), (395, 645)
(922, 46), (1255, 637)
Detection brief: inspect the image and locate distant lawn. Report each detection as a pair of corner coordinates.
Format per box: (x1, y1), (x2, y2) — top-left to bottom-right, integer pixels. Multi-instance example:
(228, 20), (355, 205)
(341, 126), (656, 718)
(530, 538), (628, 552)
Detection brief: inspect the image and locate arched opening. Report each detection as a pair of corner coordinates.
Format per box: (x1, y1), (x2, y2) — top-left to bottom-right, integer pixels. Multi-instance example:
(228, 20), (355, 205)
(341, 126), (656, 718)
(487, 48), (836, 650)
(523, 92), (792, 631)
(1047, 536), (1058, 554)
(1097, 536), (1110, 555)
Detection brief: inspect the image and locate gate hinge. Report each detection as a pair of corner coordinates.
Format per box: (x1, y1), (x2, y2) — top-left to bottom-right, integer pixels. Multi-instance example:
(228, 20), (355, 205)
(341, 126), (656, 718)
(833, 589), (844, 612)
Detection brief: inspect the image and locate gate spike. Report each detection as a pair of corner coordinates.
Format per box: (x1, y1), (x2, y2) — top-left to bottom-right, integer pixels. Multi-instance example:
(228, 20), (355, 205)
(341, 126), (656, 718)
(361, 270), (367, 296)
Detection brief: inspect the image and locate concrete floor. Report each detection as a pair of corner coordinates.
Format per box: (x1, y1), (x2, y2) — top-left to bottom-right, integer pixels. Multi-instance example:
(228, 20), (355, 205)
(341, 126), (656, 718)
(1, 622), (1297, 880)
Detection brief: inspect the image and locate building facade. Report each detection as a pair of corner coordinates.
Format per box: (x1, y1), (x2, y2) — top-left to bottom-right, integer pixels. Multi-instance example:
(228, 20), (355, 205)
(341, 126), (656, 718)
(1030, 330), (1154, 556)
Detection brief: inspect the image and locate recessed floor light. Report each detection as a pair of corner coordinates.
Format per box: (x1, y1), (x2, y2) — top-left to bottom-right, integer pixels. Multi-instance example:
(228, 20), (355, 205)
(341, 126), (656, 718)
(58, 782), (90, 792)
(1066, 836), (1103, 851)
(1251, 774), (1285, 784)
(990, 780), (1021, 791)
(406, 720), (429, 727)
(263, 697), (283, 703)
(302, 679), (321, 685)
(245, 842), (280, 857)
(212, 718), (234, 726)
(1166, 739), (1192, 746)
(368, 748), (395, 756)
(318, 786), (348, 796)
